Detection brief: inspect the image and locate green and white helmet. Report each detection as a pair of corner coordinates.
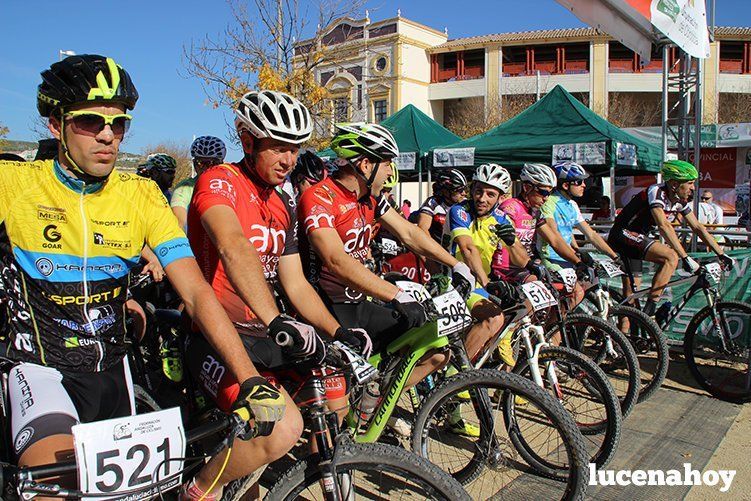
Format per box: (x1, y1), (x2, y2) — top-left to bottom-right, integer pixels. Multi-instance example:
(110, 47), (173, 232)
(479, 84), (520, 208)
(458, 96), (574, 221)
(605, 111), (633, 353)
(330, 122), (399, 161)
(661, 159), (698, 181)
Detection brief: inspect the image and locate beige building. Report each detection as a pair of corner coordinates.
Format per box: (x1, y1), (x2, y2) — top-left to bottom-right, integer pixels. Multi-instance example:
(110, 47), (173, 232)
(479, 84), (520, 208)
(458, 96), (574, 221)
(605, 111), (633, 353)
(297, 17), (751, 129)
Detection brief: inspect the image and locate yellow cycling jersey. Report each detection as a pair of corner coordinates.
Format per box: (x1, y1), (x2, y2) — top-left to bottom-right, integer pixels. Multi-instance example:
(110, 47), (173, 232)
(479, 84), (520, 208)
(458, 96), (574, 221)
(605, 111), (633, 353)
(447, 200), (511, 276)
(0, 159), (192, 372)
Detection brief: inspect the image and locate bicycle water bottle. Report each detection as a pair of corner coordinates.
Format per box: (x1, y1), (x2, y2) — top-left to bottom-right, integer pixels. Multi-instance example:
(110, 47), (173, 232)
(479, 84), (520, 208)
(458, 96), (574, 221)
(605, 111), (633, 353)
(358, 381), (381, 421)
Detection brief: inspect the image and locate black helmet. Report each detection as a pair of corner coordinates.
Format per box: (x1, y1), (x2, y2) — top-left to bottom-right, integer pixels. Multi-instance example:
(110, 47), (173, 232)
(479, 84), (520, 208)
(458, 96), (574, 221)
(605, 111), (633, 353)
(292, 150), (327, 185)
(37, 54), (139, 117)
(435, 169), (468, 191)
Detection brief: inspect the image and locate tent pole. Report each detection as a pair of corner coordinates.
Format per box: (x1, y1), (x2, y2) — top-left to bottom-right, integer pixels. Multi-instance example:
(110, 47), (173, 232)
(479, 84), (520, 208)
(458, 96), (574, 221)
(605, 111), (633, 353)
(610, 163), (616, 222)
(660, 44), (669, 183)
(427, 165), (432, 198)
(418, 159), (423, 203)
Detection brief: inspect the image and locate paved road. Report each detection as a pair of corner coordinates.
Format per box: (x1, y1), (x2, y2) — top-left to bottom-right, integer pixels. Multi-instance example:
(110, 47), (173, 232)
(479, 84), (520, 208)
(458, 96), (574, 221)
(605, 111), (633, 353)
(589, 354), (748, 500)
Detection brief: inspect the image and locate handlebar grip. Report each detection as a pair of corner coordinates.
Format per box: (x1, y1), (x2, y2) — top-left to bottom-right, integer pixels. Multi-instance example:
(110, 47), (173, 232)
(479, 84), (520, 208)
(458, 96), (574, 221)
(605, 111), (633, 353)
(274, 332), (293, 347)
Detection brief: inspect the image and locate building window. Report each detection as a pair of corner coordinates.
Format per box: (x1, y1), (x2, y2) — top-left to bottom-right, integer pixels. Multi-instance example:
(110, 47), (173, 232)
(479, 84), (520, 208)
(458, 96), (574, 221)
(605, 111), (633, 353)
(374, 99), (388, 122)
(375, 57), (387, 72)
(333, 97), (349, 122)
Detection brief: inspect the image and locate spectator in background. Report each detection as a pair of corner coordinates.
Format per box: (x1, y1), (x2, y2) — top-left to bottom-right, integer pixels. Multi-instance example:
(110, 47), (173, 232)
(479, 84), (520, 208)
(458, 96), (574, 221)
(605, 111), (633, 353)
(401, 199), (412, 218)
(698, 190), (724, 249)
(591, 195), (611, 220)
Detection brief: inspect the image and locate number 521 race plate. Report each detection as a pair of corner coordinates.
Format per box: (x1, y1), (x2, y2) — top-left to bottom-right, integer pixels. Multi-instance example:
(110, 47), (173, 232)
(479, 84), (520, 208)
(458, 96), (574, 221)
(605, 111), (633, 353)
(73, 407), (185, 501)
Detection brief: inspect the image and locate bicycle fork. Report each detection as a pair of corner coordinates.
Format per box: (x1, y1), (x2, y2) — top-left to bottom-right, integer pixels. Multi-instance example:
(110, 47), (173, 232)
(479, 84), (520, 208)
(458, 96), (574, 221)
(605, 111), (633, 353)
(519, 317), (564, 400)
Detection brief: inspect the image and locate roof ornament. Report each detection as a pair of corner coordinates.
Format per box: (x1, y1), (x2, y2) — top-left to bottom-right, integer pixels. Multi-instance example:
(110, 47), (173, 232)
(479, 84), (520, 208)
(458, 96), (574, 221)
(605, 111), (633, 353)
(444, 27), (448, 35)
(397, 8), (401, 16)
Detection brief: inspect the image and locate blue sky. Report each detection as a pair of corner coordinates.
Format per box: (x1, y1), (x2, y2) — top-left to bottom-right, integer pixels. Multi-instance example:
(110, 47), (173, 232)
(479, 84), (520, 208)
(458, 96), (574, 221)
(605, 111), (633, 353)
(1, 0), (749, 156)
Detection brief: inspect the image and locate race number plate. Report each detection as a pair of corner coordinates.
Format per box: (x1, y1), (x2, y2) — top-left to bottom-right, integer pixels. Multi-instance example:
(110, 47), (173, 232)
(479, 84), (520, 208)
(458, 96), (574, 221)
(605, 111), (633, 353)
(395, 280), (431, 302)
(556, 268), (577, 293)
(520, 281), (557, 311)
(597, 258), (624, 278)
(705, 262), (723, 284)
(380, 238), (399, 256)
(73, 407), (185, 501)
(432, 289), (472, 337)
(333, 341), (378, 384)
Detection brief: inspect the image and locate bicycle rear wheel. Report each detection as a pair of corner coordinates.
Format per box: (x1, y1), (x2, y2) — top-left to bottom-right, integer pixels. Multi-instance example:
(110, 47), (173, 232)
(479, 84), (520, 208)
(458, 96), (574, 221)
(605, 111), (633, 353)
(684, 301), (751, 403)
(548, 314), (640, 419)
(513, 345), (621, 468)
(411, 369), (587, 500)
(266, 440), (471, 500)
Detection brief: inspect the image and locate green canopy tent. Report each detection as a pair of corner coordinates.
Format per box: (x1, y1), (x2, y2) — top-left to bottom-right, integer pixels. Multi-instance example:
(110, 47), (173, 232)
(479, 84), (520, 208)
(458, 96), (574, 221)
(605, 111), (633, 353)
(432, 85), (662, 176)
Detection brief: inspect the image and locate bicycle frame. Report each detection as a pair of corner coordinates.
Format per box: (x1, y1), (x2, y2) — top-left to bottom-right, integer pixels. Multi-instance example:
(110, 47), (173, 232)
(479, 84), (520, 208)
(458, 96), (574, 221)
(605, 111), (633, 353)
(352, 322), (450, 443)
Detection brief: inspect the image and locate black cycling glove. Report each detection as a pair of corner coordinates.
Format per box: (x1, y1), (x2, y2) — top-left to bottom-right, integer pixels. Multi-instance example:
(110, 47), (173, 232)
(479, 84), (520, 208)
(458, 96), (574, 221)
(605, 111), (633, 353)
(493, 223), (518, 247)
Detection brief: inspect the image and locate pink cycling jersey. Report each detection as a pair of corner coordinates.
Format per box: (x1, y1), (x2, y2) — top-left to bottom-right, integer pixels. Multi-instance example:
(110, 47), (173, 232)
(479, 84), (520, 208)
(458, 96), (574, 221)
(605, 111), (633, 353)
(494, 197), (544, 280)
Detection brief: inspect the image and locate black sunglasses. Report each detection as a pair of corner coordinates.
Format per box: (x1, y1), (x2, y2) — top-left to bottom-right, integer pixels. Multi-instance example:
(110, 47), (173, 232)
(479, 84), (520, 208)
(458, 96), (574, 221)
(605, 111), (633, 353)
(701, 197), (711, 201)
(64, 111), (131, 139)
(568, 179), (585, 186)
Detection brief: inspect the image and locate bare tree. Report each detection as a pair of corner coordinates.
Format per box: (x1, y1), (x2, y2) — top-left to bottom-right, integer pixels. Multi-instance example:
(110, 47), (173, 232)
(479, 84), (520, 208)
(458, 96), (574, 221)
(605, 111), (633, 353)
(183, 0), (365, 128)
(718, 93), (751, 124)
(607, 92), (662, 128)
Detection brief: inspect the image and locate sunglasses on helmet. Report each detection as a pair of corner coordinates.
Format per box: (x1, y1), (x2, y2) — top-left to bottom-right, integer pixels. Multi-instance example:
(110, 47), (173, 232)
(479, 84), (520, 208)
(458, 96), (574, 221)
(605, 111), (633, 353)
(64, 110), (132, 139)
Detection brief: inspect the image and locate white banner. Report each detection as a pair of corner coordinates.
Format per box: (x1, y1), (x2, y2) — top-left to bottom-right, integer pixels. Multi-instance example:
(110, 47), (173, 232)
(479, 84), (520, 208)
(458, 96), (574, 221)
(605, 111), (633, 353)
(648, 0), (711, 59)
(395, 152), (416, 171)
(553, 142), (606, 165)
(433, 147), (475, 168)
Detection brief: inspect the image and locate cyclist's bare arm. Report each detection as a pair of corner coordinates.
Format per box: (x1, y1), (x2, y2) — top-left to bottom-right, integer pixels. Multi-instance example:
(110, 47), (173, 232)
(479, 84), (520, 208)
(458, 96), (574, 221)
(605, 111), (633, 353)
(172, 205), (188, 231)
(682, 211), (725, 255)
(507, 239), (533, 268)
(278, 253), (339, 337)
(651, 207), (689, 258)
(166, 257), (260, 382)
(578, 220), (619, 259)
(416, 212), (432, 235)
(379, 207), (460, 268)
(453, 234), (489, 286)
(200, 204), (280, 324)
(537, 217), (581, 263)
(308, 227), (399, 302)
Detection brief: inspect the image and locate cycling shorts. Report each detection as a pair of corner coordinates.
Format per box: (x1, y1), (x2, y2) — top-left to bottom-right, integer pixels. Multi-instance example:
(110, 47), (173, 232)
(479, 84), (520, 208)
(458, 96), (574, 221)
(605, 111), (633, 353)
(8, 358), (135, 459)
(184, 333), (349, 412)
(608, 228), (656, 262)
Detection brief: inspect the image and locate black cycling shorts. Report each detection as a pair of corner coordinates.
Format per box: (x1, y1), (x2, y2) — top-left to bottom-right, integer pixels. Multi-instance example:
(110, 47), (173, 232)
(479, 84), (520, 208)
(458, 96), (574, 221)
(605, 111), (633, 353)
(8, 358), (135, 459)
(608, 228), (656, 263)
(332, 301), (408, 354)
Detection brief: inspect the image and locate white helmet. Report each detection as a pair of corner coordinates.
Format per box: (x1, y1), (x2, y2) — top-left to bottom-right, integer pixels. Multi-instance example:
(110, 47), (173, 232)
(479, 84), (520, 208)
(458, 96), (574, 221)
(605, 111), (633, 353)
(331, 122), (400, 161)
(473, 163), (511, 194)
(234, 90), (313, 144)
(520, 163), (557, 188)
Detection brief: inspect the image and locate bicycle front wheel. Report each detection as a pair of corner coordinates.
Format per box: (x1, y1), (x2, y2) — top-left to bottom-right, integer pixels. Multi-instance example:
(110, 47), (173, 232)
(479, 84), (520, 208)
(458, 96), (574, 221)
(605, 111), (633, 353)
(412, 369), (587, 501)
(610, 305), (669, 403)
(684, 301), (751, 403)
(266, 440), (471, 501)
(548, 313), (641, 419)
(513, 345), (622, 469)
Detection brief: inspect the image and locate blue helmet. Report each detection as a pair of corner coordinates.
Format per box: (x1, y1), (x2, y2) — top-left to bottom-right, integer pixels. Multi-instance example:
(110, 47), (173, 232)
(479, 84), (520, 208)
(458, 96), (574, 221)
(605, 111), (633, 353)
(553, 161), (589, 181)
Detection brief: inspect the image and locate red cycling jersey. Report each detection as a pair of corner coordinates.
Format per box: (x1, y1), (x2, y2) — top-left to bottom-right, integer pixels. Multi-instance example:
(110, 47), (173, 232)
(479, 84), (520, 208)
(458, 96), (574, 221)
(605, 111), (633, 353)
(298, 177), (390, 304)
(187, 162), (298, 334)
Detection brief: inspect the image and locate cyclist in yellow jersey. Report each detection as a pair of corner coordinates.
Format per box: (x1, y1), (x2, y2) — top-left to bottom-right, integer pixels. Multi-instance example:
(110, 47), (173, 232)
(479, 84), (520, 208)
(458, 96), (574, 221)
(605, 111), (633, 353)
(3, 55), (291, 498)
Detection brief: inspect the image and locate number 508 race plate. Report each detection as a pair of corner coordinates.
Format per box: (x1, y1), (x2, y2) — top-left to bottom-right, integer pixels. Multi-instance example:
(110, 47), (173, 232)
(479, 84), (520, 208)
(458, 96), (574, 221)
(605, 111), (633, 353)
(73, 407), (185, 501)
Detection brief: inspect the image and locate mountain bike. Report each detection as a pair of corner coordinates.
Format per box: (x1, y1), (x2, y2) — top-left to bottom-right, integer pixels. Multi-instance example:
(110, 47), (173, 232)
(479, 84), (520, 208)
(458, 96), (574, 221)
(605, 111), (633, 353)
(615, 261), (751, 403)
(360, 281), (588, 500)
(575, 252), (669, 403)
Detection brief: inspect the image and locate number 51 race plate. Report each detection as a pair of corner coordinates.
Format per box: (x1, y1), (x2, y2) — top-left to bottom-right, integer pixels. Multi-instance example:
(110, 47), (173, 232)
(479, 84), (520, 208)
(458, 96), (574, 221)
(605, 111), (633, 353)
(73, 407), (186, 501)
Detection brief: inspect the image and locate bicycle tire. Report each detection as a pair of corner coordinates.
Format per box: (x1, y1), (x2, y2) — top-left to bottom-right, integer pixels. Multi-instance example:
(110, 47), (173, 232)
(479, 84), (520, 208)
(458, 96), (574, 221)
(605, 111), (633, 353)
(134, 384), (162, 413)
(548, 313), (640, 419)
(266, 440), (471, 501)
(610, 305), (669, 403)
(411, 369), (587, 501)
(512, 345), (621, 469)
(684, 300), (751, 403)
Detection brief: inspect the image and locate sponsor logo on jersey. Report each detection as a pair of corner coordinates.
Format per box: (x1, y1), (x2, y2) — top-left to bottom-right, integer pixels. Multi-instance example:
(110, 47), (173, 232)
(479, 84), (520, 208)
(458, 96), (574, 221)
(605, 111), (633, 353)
(37, 206), (68, 223)
(158, 241), (191, 257)
(91, 219), (129, 228)
(304, 213), (336, 233)
(54, 263), (124, 274)
(42, 225), (62, 249)
(93, 232), (132, 250)
(46, 287), (122, 306)
(459, 209), (469, 223)
(248, 224), (287, 255)
(199, 355), (226, 397)
(35, 258), (54, 277)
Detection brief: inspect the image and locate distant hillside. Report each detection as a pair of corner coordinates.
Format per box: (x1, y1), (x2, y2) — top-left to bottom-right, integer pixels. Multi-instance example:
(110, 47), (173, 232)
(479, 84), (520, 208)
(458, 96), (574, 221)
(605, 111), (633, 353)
(1, 138), (143, 171)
